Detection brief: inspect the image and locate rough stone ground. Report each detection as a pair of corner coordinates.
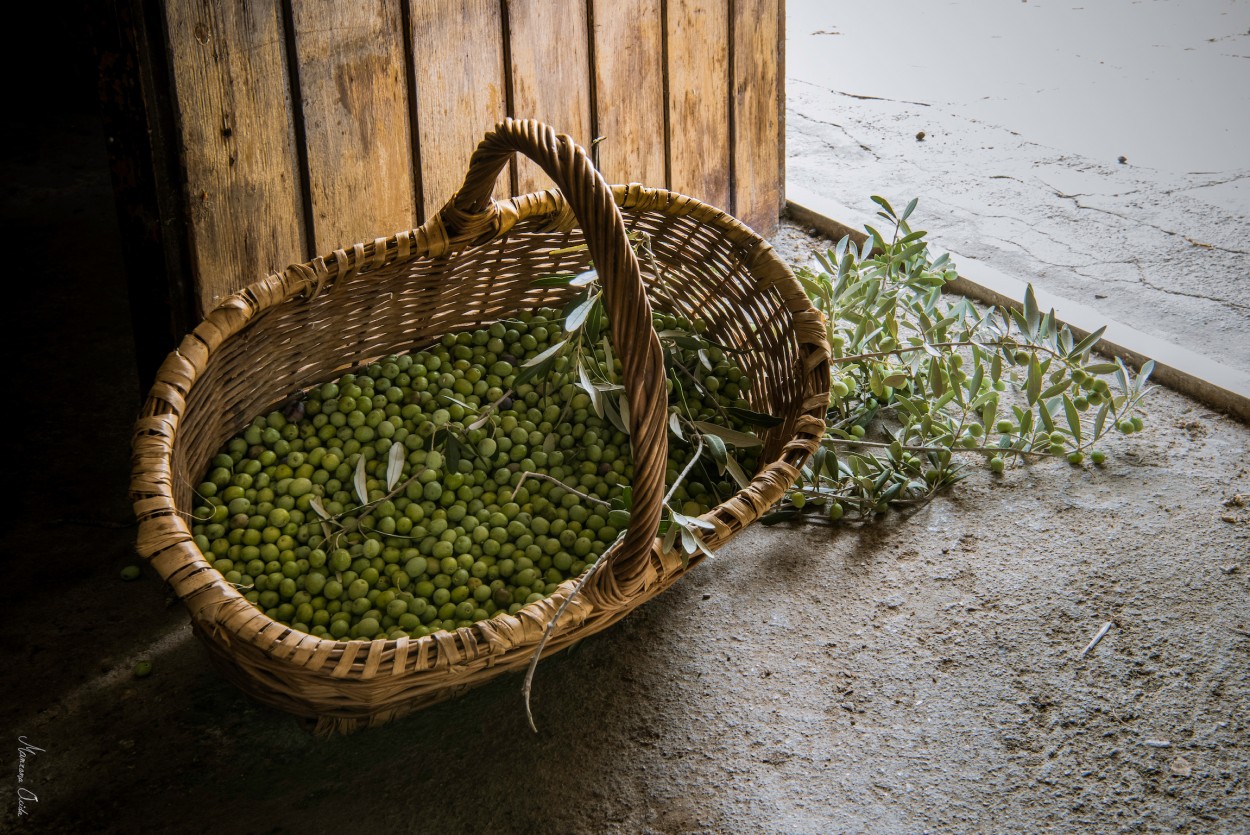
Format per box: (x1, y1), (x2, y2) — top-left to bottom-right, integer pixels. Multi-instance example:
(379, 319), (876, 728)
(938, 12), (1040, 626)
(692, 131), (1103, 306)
(3, 98), (1248, 832)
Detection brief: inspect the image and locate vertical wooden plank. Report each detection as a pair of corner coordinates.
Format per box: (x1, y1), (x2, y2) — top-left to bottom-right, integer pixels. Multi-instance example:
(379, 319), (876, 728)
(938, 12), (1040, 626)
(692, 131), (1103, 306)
(506, 0), (593, 195)
(164, 0), (306, 312)
(409, 0), (509, 219)
(289, 1), (416, 252)
(732, 0), (782, 234)
(666, 0), (731, 210)
(95, 0), (194, 382)
(591, 0), (665, 186)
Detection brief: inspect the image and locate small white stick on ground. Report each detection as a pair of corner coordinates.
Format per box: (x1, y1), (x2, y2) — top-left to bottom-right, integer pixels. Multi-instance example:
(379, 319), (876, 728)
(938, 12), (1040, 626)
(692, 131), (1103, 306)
(1079, 621), (1114, 659)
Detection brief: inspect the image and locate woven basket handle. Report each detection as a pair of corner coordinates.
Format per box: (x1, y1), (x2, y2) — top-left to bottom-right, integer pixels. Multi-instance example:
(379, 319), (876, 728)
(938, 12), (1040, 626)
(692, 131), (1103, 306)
(439, 119), (667, 602)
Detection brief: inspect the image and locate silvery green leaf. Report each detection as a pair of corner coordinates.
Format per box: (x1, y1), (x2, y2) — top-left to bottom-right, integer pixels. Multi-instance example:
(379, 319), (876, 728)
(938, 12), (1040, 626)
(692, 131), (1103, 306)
(1094, 402), (1110, 438)
(669, 412), (685, 439)
(816, 248), (837, 275)
(521, 338), (568, 367)
(1058, 326), (1075, 355)
(705, 432), (728, 474)
(671, 510), (715, 531)
(691, 529), (717, 559)
(1026, 355), (1042, 405)
(692, 421), (763, 448)
(698, 348), (713, 372)
(603, 394), (629, 435)
(467, 410), (495, 431)
(569, 269), (599, 287)
(512, 357), (552, 388)
(584, 297), (604, 342)
(354, 455), (368, 506)
(1114, 358), (1131, 395)
(1064, 394), (1082, 442)
(982, 397), (998, 431)
(1038, 398), (1055, 433)
(725, 453), (751, 489)
(662, 520), (679, 553)
(1135, 359), (1155, 394)
(601, 335), (616, 382)
(310, 496), (330, 519)
(445, 435), (461, 473)
(565, 294), (598, 332)
(680, 525), (698, 555)
(1040, 378), (1072, 399)
(386, 442), (404, 491)
(870, 195), (896, 218)
(578, 362), (604, 418)
(1024, 285), (1041, 338)
(966, 361), (984, 398)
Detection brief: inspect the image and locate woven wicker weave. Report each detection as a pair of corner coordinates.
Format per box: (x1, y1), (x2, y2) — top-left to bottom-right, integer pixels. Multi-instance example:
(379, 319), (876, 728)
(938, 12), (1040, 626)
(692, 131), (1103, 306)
(131, 119), (830, 734)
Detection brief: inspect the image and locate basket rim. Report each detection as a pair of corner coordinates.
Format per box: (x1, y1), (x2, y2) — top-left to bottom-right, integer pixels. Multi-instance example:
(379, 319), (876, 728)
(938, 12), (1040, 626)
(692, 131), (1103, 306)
(130, 180), (831, 688)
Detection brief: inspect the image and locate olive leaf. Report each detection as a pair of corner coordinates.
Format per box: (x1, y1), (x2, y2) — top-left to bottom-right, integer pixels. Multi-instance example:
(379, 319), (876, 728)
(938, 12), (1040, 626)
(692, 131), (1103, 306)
(704, 432), (728, 474)
(669, 412), (685, 439)
(1063, 394), (1082, 442)
(578, 362), (604, 418)
(522, 338), (568, 368)
(565, 294), (598, 332)
(692, 421), (762, 448)
(670, 510), (715, 531)
(353, 456), (368, 506)
(726, 406), (783, 428)
(386, 442), (405, 491)
(725, 452), (751, 489)
(445, 435), (461, 473)
(661, 520), (679, 554)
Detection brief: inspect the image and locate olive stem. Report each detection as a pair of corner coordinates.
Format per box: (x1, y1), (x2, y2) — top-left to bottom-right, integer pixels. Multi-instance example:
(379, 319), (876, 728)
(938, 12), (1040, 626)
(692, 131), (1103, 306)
(323, 463), (429, 524)
(523, 434), (707, 730)
(664, 435), (705, 505)
(514, 470), (613, 509)
(522, 529), (626, 732)
(830, 339), (1071, 367)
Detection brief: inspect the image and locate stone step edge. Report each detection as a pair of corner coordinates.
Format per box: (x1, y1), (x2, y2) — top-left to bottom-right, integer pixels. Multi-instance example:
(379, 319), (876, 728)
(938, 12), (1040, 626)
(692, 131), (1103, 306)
(785, 184), (1250, 424)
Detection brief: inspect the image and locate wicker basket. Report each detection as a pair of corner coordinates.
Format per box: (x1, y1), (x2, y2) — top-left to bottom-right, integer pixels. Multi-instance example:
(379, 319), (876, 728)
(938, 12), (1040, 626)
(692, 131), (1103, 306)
(131, 119), (830, 734)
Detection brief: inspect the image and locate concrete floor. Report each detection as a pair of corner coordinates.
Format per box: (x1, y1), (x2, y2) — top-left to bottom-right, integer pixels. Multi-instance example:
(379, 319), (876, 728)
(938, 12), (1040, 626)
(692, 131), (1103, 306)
(786, 0), (1250, 370)
(4, 13), (1250, 834)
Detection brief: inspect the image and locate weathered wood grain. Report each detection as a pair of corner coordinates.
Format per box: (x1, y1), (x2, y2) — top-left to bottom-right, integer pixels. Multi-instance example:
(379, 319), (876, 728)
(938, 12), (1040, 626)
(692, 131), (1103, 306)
(591, 0), (666, 187)
(731, 0), (782, 234)
(666, 0), (731, 210)
(409, 0), (509, 219)
(506, 0), (593, 195)
(165, 0), (306, 313)
(289, 0), (416, 252)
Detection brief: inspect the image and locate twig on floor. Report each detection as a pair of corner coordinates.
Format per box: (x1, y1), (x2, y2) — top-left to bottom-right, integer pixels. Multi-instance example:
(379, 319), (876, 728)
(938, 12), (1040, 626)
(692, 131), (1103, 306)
(1079, 621), (1115, 659)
